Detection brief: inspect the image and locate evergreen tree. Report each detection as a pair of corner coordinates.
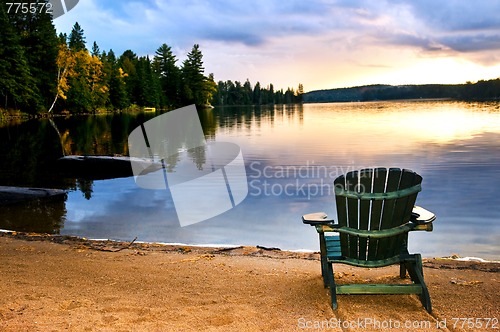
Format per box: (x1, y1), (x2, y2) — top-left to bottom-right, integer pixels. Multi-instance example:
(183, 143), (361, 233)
(181, 44), (209, 105)
(253, 82), (262, 105)
(154, 43), (181, 107)
(106, 50), (129, 109)
(8, 0), (59, 112)
(91, 41), (100, 57)
(68, 22), (86, 51)
(119, 50), (139, 105)
(136, 56), (161, 107)
(242, 79), (253, 105)
(0, 4), (37, 111)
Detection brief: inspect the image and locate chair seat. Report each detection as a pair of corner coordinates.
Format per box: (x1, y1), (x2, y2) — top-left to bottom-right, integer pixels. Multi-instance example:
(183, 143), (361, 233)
(324, 234), (413, 268)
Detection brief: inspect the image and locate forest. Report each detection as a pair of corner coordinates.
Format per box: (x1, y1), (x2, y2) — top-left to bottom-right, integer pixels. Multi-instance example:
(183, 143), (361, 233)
(303, 80), (500, 103)
(0, 1), (303, 114)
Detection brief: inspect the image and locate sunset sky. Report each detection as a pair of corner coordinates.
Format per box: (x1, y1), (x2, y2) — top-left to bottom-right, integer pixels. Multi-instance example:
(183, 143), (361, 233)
(53, 0), (500, 92)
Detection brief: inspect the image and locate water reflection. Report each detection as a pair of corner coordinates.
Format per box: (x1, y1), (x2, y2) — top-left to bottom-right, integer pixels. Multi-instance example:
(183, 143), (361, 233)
(0, 198), (66, 233)
(0, 101), (499, 260)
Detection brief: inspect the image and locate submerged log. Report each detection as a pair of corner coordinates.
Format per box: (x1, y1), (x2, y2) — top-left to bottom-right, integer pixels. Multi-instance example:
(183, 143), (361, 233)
(57, 155), (163, 180)
(0, 186), (67, 206)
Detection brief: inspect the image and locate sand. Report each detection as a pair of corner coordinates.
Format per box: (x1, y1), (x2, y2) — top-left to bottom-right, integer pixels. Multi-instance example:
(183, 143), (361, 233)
(0, 232), (498, 331)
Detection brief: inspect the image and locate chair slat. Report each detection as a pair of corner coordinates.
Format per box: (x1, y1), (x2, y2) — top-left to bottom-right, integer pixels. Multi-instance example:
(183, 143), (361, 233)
(334, 175), (349, 257)
(376, 168), (402, 259)
(345, 170), (359, 258)
(394, 170), (423, 255)
(368, 168), (387, 260)
(358, 168), (373, 260)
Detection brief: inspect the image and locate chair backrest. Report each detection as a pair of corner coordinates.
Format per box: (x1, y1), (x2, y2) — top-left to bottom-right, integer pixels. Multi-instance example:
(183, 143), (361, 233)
(334, 168), (422, 261)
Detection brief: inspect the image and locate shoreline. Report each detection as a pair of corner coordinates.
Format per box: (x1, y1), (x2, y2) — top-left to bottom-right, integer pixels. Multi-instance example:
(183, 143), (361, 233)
(1, 229), (498, 264)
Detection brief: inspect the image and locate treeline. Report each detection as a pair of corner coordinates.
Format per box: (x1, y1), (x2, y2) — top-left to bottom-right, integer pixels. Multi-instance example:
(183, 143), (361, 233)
(303, 80), (500, 103)
(1, 1), (302, 114)
(212, 81), (304, 106)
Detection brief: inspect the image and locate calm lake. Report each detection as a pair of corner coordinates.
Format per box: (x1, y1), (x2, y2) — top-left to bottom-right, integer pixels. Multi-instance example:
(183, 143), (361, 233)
(1, 100), (499, 260)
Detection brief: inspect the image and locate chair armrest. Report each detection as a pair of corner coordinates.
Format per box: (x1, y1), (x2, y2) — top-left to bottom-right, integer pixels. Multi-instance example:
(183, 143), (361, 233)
(411, 206), (436, 224)
(329, 223), (416, 238)
(302, 212), (335, 226)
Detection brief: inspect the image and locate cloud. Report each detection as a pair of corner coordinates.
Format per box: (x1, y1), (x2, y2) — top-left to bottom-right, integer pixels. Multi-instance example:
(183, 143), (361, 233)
(52, 0), (500, 89)
(54, 0), (500, 55)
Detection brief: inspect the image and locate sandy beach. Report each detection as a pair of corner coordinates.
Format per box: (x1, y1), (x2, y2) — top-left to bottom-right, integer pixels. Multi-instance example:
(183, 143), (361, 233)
(0, 231), (498, 331)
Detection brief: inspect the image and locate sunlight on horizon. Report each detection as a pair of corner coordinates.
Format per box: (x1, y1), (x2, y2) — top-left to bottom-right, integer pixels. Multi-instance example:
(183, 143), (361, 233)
(322, 57), (500, 91)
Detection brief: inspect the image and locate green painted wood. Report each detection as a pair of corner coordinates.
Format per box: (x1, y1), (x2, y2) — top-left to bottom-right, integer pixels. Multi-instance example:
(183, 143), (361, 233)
(325, 235), (342, 257)
(328, 255), (403, 268)
(329, 223), (415, 238)
(345, 170), (359, 258)
(358, 168), (373, 260)
(368, 168), (387, 259)
(334, 184), (421, 200)
(376, 168), (402, 260)
(389, 170), (420, 255)
(318, 232), (329, 287)
(334, 175), (349, 257)
(336, 284), (423, 295)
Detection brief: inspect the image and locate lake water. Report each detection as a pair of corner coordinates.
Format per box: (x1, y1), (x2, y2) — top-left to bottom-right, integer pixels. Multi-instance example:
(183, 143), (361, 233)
(1, 100), (499, 260)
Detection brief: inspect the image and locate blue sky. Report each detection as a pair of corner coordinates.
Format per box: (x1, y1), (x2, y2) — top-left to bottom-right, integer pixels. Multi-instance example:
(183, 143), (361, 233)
(53, 0), (500, 91)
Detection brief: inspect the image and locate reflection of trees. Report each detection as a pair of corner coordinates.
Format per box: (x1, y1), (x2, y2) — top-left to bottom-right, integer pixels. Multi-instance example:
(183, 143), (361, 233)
(197, 108), (216, 139)
(214, 104), (304, 130)
(188, 146), (207, 170)
(53, 112), (158, 157)
(0, 106), (304, 188)
(0, 197), (67, 234)
(77, 179), (93, 199)
(0, 119), (64, 187)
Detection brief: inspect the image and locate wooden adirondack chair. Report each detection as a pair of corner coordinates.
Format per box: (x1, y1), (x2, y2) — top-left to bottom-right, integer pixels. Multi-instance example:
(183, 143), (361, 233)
(302, 168), (435, 313)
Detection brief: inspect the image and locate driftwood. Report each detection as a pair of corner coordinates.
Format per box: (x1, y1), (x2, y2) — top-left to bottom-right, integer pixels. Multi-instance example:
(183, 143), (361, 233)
(57, 155), (163, 180)
(89, 237), (138, 252)
(256, 245), (281, 251)
(0, 186), (67, 206)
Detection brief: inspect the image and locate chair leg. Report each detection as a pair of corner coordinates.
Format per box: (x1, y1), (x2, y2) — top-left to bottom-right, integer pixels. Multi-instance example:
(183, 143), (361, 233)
(327, 262), (338, 309)
(399, 262), (407, 278)
(321, 256), (328, 288)
(406, 254), (432, 313)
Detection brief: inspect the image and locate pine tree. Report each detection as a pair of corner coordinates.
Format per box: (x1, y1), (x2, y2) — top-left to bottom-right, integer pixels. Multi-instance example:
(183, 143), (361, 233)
(154, 43), (181, 107)
(119, 50), (139, 105)
(135, 56), (160, 107)
(68, 22), (86, 51)
(107, 49), (129, 109)
(8, 0), (59, 112)
(253, 82), (262, 105)
(0, 4), (37, 111)
(91, 41), (100, 57)
(181, 44), (207, 105)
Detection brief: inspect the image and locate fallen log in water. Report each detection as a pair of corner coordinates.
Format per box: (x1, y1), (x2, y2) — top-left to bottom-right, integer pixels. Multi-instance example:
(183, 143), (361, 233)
(0, 186), (67, 206)
(57, 155), (163, 180)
